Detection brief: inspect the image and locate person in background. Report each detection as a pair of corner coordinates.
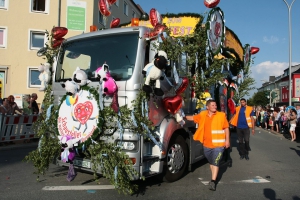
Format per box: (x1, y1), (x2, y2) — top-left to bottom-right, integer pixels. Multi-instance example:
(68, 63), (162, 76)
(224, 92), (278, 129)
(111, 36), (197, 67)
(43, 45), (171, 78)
(296, 105), (300, 126)
(22, 95), (32, 114)
(193, 99), (230, 191)
(256, 106), (261, 127)
(230, 98), (255, 161)
(259, 108), (265, 128)
(7, 95), (22, 115)
(288, 109), (297, 141)
(269, 108), (275, 131)
(28, 93), (39, 114)
(276, 107), (284, 133)
(273, 109), (279, 132)
(0, 98), (11, 114)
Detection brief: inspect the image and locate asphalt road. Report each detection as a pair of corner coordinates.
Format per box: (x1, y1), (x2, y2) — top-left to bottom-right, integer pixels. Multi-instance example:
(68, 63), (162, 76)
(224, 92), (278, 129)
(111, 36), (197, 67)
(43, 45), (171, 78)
(1, 128), (300, 200)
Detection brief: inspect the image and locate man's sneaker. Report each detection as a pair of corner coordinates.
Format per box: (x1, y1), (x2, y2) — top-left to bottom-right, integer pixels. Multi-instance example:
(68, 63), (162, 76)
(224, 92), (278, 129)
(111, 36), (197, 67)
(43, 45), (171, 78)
(209, 181), (216, 191)
(245, 155), (249, 160)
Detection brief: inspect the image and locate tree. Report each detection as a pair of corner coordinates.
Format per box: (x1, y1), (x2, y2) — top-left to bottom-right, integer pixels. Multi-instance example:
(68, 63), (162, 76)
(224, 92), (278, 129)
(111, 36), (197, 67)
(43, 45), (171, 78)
(248, 91), (269, 106)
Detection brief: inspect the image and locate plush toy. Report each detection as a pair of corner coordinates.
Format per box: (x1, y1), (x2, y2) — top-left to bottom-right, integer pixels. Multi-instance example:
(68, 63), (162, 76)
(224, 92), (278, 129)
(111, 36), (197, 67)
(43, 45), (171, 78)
(95, 63), (119, 113)
(61, 79), (80, 96)
(95, 64), (118, 97)
(58, 135), (81, 182)
(196, 90), (211, 110)
(58, 135), (80, 163)
(72, 67), (91, 86)
(142, 50), (168, 96)
(38, 63), (51, 91)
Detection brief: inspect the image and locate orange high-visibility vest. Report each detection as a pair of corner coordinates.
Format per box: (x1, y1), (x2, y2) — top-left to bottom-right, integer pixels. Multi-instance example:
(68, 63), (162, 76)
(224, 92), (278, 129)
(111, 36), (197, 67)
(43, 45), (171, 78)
(230, 106), (253, 128)
(193, 110), (227, 147)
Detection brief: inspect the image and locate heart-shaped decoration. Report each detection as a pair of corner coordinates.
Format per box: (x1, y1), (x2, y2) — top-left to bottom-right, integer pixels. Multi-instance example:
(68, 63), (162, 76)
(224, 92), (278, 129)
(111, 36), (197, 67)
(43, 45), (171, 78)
(98, 0), (111, 17)
(51, 38), (65, 48)
(74, 101), (93, 125)
(163, 95), (183, 114)
(107, 0), (117, 4)
(51, 27), (68, 39)
(110, 18), (120, 28)
(204, 0), (220, 8)
(149, 8), (162, 27)
(250, 47), (260, 55)
(175, 77), (189, 95)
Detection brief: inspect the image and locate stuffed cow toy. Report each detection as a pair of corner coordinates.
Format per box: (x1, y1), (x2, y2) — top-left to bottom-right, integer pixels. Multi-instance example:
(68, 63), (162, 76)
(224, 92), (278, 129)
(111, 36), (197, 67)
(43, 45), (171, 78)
(95, 63), (118, 97)
(142, 50), (168, 96)
(72, 67), (91, 86)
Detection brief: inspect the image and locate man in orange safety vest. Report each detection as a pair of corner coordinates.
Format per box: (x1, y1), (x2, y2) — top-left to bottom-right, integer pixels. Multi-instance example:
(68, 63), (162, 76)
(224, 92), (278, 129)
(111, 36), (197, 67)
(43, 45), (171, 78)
(193, 99), (230, 191)
(230, 98), (255, 160)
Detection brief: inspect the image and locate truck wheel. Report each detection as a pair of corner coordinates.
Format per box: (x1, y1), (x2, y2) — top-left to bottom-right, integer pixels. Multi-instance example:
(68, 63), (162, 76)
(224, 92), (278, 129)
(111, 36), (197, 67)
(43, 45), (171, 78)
(163, 134), (188, 182)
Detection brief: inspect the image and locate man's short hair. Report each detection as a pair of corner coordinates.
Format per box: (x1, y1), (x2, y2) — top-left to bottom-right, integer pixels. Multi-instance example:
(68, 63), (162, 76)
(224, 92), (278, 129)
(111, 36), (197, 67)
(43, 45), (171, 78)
(206, 99), (216, 106)
(240, 98), (247, 102)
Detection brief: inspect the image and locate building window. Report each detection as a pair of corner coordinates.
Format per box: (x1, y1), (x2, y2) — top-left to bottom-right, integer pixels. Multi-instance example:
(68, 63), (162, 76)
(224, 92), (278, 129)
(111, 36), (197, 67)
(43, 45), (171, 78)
(0, 0), (8, 9)
(31, 0), (48, 13)
(123, 1), (128, 16)
(0, 27), (7, 48)
(30, 31), (45, 49)
(115, 0), (119, 7)
(132, 10), (136, 18)
(28, 68), (41, 87)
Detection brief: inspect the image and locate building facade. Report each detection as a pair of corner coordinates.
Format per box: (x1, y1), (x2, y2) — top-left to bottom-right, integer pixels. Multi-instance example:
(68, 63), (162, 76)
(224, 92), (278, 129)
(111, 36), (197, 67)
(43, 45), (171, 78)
(257, 64), (300, 107)
(0, 0), (143, 107)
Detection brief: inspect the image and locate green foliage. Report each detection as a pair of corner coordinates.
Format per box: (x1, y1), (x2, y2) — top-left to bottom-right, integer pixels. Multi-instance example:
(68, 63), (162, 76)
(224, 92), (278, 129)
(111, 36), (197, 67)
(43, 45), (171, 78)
(248, 91), (269, 106)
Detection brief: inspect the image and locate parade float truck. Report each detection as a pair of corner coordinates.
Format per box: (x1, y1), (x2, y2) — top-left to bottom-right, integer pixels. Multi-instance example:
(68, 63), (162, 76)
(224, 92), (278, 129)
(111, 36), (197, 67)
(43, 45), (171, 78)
(53, 26), (205, 182)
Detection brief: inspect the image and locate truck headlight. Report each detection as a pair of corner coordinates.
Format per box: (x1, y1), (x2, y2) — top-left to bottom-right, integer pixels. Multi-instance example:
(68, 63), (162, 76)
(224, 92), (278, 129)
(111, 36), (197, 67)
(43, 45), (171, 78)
(116, 141), (137, 151)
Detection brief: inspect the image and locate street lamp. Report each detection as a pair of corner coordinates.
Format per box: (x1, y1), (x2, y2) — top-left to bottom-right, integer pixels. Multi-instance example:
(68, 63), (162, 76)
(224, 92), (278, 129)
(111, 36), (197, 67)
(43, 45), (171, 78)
(282, 0), (296, 106)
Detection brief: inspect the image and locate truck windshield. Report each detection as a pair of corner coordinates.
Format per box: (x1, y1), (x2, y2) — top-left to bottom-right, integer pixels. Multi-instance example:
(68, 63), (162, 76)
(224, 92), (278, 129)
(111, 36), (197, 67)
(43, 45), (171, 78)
(55, 32), (139, 82)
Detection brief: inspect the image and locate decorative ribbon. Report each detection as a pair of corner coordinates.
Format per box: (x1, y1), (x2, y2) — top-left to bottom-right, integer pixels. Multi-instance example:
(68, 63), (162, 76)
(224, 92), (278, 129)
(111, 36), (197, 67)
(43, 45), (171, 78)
(98, 83), (104, 110)
(114, 166), (118, 188)
(141, 123), (162, 151)
(45, 104), (53, 121)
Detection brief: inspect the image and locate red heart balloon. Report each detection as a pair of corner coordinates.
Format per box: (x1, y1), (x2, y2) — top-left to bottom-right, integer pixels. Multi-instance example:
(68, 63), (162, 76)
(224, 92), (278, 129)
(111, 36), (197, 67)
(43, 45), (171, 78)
(110, 18), (120, 28)
(163, 95), (183, 114)
(204, 0), (220, 8)
(149, 8), (162, 27)
(51, 27), (68, 39)
(250, 47), (260, 55)
(74, 101), (93, 125)
(107, 0), (116, 4)
(51, 38), (65, 48)
(175, 77), (189, 95)
(98, 0), (111, 17)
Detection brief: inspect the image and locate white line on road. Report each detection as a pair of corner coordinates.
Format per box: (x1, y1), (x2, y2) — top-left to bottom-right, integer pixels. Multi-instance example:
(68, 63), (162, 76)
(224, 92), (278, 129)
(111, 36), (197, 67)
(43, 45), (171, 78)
(199, 176), (270, 185)
(235, 176), (270, 183)
(42, 185), (115, 191)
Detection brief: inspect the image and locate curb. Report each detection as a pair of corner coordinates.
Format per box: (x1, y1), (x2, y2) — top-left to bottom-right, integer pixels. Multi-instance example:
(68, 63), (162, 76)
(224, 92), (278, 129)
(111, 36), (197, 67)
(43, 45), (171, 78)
(256, 127), (285, 137)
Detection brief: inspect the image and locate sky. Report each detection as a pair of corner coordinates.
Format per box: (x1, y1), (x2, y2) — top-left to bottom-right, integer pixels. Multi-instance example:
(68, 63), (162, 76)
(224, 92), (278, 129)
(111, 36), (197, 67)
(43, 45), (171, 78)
(134, 0), (300, 97)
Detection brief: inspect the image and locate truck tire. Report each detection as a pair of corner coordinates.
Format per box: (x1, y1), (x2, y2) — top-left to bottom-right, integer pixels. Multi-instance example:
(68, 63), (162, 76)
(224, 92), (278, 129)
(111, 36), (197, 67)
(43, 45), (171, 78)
(163, 134), (188, 182)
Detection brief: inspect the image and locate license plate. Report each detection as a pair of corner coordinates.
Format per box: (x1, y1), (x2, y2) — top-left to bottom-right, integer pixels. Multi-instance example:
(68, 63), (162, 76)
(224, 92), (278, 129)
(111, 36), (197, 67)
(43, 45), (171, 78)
(73, 160), (91, 168)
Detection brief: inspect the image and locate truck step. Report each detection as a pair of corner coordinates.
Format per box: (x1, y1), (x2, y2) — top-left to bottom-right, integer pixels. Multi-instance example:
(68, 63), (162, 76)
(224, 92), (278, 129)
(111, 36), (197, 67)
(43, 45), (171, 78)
(143, 171), (159, 178)
(143, 155), (159, 162)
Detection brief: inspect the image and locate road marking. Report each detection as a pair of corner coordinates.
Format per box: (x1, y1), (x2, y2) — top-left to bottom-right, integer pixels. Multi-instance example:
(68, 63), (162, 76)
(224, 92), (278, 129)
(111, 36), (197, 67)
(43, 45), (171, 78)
(235, 176), (270, 183)
(42, 185), (115, 191)
(199, 176), (270, 185)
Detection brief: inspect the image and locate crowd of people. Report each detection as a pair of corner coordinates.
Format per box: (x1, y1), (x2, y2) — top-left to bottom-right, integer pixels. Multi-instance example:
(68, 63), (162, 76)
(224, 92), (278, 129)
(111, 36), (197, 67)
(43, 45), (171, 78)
(0, 93), (39, 115)
(254, 104), (299, 141)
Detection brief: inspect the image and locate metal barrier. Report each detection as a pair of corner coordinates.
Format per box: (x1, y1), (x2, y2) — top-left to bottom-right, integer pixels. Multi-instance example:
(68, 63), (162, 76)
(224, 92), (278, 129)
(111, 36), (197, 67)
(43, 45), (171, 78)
(0, 114), (39, 142)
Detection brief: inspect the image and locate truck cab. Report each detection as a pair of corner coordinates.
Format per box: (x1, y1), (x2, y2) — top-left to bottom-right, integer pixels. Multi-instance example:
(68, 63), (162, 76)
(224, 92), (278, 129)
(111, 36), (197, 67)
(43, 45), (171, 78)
(54, 26), (204, 182)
